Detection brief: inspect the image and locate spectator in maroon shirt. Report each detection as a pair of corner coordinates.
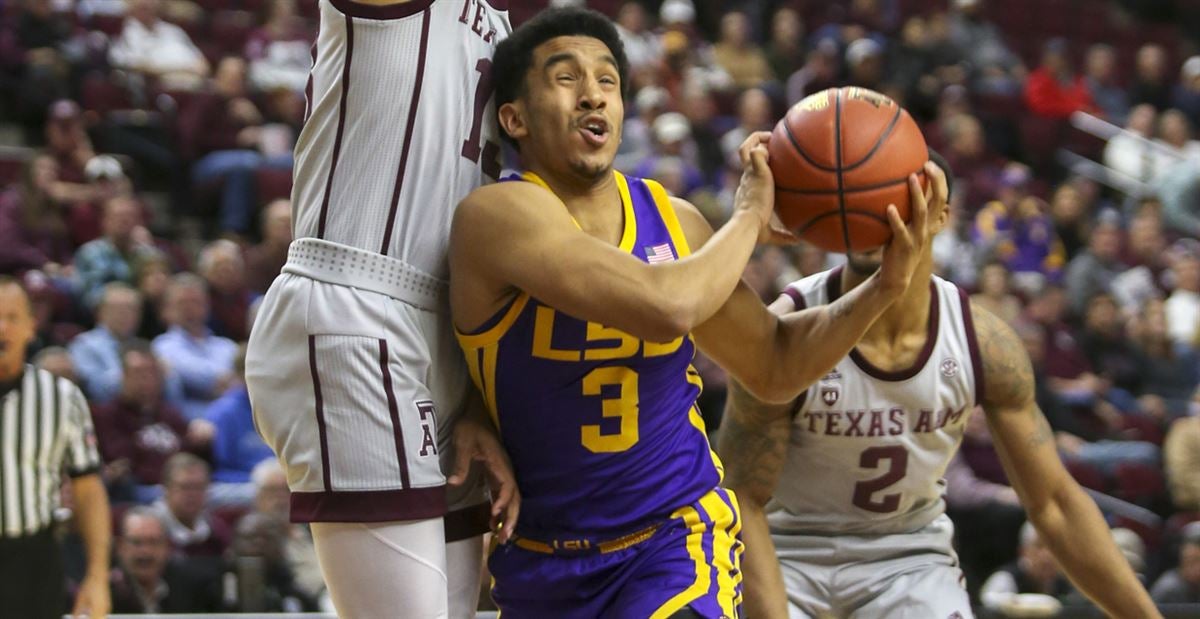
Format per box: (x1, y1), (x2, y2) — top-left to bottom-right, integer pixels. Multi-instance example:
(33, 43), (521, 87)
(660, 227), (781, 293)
(91, 340), (203, 501)
(185, 57), (290, 236)
(243, 198), (291, 295)
(199, 240), (258, 342)
(149, 453), (233, 561)
(1024, 38), (1095, 119)
(0, 152), (75, 274)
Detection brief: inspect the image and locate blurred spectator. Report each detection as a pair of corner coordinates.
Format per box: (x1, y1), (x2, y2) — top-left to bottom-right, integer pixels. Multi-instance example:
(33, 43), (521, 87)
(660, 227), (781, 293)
(765, 7), (804, 83)
(932, 192), (980, 288)
(1159, 157), (1200, 238)
(1024, 38), (1094, 119)
(1084, 44), (1131, 122)
(971, 261), (1023, 326)
(940, 113), (1006, 209)
(1150, 523), (1200, 603)
(250, 460), (326, 604)
(947, 0), (1024, 95)
(1131, 298), (1199, 419)
(980, 522), (1079, 608)
(973, 165), (1065, 289)
(1018, 320), (1159, 476)
(1103, 104), (1165, 184)
(69, 282), (142, 402)
(1172, 56), (1200, 128)
(1158, 109), (1200, 161)
(711, 11), (771, 89)
(1079, 293), (1143, 396)
(92, 340), (200, 500)
(45, 100), (95, 184)
(73, 196), (157, 309)
(110, 507), (222, 613)
(33, 345), (76, 382)
(187, 56), (287, 236)
(220, 513), (318, 612)
(2, 0), (72, 128)
(244, 0), (313, 93)
(203, 345), (271, 485)
(613, 1), (660, 72)
(1165, 399), (1200, 512)
(845, 38), (885, 92)
(244, 199), (292, 294)
(1064, 214), (1125, 316)
(633, 112), (705, 196)
(108, 0), (210, 89)
(785, 39), (840, 103)
(615, 85), (668, 174)
(889, 17), (936, 102)
(1129, 44), (1171, 111)
(198, 240), (257, 341)
(0, 152), (76, 274)
(1048, 182), (1090, 260)
(152, 274), (238, 420)
(134, 251), (171, 339)
(1165, 249), (1199, 349)
(719, 88), (772, 169)
(149, 453), (233, 559)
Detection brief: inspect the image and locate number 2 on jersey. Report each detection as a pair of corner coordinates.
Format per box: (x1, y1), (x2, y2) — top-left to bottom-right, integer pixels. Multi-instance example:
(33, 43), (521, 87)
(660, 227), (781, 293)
(461, 58), (501, 179)
(852, 446), (908, 513)
(580, 367), (639, 453)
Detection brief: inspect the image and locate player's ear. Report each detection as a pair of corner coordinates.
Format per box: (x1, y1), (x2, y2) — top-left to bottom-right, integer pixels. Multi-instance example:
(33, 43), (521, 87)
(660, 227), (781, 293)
(498, 101), (528, 142)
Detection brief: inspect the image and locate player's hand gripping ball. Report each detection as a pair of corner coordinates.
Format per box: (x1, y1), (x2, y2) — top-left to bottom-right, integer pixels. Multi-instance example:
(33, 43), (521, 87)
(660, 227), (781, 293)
(768, 87), (928, 252)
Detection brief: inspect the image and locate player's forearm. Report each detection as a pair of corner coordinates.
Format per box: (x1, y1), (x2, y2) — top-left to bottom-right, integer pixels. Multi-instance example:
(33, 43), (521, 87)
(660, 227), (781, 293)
(737, 501), (789, 619)
(72, 475), (112, 579)
(647, 210), (760, 335)
(764, 272), (899, 401)
(1030, 482), (1160, 618)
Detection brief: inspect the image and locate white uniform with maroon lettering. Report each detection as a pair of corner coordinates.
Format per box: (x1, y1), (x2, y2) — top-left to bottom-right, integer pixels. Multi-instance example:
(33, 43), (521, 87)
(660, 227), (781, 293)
(244, 1), (510, 617)
(766, 267), (981, 619)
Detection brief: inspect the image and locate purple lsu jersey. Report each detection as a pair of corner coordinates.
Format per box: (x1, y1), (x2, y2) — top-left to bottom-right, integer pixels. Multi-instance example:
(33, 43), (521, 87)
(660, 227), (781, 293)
(456, 170), (722, 538)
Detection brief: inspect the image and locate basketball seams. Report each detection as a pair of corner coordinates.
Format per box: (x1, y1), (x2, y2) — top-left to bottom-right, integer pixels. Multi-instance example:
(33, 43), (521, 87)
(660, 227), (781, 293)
(783, 119), (838, 172)
(776, 176), (909, 195)
(841, 105), (903, 171)
(794, 209), (889, 236)
(833, 89), (853, 253)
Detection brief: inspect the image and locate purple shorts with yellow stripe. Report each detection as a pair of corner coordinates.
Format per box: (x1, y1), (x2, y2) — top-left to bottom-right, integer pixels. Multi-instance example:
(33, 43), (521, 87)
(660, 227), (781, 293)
(489, 487), (743, 618)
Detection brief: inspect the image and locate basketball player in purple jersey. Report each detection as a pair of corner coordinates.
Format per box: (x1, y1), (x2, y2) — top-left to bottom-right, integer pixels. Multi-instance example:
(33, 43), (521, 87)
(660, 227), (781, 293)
(721, 155), (1159, 618)
(245, 0), (518, 617)
(449, 8), (947, 617)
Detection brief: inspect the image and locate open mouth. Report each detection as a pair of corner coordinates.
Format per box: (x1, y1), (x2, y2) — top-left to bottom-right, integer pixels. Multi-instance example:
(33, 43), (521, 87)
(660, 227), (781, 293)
(578, 116), (610, 147)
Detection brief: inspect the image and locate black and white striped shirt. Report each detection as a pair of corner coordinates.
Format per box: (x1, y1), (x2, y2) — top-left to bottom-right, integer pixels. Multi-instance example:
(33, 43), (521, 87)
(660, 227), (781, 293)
(0, 365), (102, 538)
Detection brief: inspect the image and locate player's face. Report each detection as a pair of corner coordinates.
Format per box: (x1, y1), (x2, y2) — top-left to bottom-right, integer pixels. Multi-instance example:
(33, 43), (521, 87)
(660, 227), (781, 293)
(510, 36), (624, 183)
(846, 248), (884, 276)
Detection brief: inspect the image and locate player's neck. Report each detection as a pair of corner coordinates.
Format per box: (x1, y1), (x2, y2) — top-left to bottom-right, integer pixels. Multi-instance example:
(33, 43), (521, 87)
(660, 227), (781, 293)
(525, 163), (619, 214)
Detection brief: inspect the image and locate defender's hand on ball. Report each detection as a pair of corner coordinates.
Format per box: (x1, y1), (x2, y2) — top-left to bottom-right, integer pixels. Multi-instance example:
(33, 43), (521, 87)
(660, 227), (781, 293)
(878, 160), (945, 293)
(737, 131), (798, 245)
(449, 416), (520, 543)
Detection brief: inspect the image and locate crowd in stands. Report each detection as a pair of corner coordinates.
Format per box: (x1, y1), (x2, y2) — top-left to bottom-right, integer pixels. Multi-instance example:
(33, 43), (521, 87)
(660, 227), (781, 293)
(1, 0), (1199, 612)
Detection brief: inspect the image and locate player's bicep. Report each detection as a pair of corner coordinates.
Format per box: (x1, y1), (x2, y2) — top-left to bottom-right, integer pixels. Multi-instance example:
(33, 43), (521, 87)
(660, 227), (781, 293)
(973, 304), (1072, 507)
(452, 185), (661, 330)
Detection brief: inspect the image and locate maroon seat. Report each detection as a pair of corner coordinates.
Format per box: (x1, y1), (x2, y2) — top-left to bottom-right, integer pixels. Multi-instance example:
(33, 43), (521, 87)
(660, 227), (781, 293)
(256, 167), (293, 204)
(1065, 459), (1108, 492)
(1113, 461), (1167, 505)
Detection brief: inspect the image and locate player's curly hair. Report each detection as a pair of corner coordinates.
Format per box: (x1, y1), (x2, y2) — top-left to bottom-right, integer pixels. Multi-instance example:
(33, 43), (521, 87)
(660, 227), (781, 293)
(493, 7), (630, 141)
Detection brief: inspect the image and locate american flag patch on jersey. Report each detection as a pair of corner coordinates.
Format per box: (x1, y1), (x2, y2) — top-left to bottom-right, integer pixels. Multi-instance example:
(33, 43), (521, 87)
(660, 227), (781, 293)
(645, 243), (675, 263)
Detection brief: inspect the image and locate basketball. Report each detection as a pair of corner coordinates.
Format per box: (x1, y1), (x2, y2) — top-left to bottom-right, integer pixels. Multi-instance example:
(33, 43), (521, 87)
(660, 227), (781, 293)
(767, 87), (928, 253)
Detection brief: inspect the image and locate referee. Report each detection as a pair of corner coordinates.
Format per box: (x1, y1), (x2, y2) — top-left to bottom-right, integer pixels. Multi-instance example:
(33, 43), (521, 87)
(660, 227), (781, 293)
(0, 276), (111, 618)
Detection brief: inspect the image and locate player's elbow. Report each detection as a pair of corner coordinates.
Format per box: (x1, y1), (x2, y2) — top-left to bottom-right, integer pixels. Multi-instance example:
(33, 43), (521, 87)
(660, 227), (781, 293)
(637, 303), (694, 343)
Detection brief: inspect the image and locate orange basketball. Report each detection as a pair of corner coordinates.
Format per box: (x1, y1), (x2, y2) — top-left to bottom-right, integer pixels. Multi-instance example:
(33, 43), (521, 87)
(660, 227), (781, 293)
(767, 87), (928, 253)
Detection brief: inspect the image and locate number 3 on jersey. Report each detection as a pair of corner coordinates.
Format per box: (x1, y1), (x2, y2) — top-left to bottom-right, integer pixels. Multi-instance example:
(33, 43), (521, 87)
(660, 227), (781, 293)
(461, 58), (501, 179)
(580, 367), (639, 453)
(852, 446), (908, 513)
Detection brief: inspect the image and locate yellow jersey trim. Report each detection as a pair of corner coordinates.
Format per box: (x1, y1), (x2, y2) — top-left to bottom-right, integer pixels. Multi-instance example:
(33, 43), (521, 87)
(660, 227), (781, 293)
(644, 179), (692, 257)
(521, 170), (638, 253)
(455, 293), (530, 350)
(650, 504), (710, 619)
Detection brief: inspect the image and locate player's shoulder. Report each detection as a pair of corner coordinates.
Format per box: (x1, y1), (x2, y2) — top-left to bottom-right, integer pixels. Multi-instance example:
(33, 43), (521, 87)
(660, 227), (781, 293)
(453, 178), (561, 232)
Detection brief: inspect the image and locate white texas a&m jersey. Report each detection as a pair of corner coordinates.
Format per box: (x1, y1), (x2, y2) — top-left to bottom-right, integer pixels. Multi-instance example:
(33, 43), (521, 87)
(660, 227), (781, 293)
(292, 0), (511, 281)
(767, 268), (984, 536)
